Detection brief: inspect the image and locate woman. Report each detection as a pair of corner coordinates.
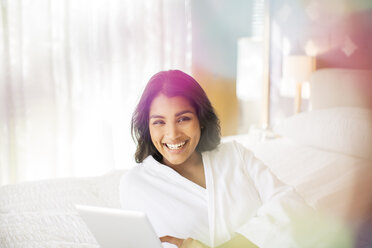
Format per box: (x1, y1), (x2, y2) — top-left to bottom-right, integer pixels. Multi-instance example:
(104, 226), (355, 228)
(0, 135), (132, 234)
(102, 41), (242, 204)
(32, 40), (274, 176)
(120, 70), (311, 248)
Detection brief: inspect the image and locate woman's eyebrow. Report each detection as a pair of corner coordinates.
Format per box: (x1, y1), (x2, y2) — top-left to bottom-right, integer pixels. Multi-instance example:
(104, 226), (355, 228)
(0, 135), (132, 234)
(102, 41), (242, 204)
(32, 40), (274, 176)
(149, 114), (164, 119)
(175, 110), (194, 117)
(150, 110), (194, 119)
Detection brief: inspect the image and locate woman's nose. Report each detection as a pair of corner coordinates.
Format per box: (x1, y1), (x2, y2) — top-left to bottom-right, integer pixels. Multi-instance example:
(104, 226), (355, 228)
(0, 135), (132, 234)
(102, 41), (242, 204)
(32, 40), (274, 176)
(165, 123), (180, 139)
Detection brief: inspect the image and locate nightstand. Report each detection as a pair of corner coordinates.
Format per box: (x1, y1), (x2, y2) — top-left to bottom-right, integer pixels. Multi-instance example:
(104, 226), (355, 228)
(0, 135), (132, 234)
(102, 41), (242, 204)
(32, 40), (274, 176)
(248, 125), (278, 143)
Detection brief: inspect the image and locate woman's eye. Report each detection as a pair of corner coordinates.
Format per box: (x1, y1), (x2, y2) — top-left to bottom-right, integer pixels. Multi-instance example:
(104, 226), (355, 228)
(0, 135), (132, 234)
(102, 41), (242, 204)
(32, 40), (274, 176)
(178, 116), (191, 123)
(152, 120), (165, 125)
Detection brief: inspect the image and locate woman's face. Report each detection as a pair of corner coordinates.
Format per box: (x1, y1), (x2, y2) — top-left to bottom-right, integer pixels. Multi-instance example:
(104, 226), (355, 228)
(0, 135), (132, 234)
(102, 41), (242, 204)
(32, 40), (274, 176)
(149, 93), (201, 167)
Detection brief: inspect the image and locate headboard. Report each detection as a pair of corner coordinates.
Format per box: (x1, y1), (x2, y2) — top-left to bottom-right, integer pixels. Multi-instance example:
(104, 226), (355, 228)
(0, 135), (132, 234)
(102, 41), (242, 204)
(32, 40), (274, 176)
(309, 68), (372, 110)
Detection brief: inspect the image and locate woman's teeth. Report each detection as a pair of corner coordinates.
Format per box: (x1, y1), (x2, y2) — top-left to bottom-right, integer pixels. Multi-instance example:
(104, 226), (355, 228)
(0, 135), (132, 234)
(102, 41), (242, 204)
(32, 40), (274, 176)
(165, 141), (186, 150)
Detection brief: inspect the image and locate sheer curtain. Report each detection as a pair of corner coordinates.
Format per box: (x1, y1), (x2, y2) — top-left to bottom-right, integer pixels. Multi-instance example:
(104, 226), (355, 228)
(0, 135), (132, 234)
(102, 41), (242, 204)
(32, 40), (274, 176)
(0, 0), (192, 185)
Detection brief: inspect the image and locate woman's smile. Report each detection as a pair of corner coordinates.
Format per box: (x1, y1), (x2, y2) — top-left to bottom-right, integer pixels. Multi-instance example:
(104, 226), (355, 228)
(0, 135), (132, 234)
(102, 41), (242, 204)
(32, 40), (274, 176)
(164, 140), (188, 150)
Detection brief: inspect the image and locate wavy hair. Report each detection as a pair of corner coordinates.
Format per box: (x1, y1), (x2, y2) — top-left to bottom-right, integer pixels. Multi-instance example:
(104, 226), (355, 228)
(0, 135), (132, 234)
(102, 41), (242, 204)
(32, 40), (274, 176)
(131, 70), (221, 163)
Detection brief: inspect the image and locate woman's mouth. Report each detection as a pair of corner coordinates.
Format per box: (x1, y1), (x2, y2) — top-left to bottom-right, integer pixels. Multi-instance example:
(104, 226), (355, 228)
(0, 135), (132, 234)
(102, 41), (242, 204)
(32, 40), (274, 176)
(164, 141), (187, 150)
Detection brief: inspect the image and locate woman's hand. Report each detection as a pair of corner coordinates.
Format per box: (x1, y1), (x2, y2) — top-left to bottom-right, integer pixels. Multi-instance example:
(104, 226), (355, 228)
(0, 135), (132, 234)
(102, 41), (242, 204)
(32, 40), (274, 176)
(160, 236), (209, 248)
(160, 234), (258, 248)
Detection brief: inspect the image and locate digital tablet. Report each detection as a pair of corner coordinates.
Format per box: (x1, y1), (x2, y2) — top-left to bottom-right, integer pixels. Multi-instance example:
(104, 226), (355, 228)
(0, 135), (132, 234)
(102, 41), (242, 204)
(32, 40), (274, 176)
(75, 205), (163, 248)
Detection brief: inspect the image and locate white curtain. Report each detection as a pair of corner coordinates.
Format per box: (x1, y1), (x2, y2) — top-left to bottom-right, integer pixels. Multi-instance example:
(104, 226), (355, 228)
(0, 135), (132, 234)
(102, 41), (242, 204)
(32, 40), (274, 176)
(0, 0), (192, 185)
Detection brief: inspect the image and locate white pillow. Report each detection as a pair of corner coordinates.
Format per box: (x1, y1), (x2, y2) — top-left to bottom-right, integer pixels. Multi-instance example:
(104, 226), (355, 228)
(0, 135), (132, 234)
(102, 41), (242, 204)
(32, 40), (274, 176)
(273, 107), (372, 160)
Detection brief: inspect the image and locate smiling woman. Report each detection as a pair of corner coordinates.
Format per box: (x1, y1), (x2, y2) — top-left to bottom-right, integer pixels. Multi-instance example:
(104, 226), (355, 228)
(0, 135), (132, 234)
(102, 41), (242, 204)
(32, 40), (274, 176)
(120, 70), (318, 248)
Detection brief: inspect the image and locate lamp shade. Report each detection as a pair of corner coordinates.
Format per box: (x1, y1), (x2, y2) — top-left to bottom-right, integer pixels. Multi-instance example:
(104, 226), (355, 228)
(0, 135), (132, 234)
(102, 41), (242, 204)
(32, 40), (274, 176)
(236, 37), (263, 100)
(283, 55), (315, 82)
(280, 55), (315, 97)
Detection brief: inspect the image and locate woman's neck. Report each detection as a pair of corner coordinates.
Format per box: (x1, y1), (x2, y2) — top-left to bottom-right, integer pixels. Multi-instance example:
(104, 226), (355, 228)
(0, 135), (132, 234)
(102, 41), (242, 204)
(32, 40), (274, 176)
(165, 151), (202, 173)
(163, 152), (206, 188)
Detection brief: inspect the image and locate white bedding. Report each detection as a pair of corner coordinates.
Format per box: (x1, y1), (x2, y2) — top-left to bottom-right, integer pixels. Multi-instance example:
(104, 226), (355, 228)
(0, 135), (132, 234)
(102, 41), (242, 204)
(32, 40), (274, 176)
(248, 137), (371, 222)
(0, 171), (126, 247)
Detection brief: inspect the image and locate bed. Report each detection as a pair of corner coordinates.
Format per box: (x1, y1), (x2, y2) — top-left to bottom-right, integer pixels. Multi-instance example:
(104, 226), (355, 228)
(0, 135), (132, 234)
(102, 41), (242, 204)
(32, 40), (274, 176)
(1, 68), (371, 247)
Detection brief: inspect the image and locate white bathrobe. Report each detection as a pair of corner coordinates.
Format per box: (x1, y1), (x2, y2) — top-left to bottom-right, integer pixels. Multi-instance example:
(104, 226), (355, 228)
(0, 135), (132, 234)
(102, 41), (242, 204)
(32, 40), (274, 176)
(120, 141), (311, 248)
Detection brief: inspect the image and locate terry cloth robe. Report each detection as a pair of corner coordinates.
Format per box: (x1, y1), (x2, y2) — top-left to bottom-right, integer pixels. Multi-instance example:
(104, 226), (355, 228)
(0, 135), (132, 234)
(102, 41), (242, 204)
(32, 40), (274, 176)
(119, 141), (312, 248)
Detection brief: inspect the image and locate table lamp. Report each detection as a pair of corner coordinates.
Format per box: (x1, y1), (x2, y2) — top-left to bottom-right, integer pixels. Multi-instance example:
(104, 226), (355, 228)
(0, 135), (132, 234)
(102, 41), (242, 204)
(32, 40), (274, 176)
(281, 55), (316, 114)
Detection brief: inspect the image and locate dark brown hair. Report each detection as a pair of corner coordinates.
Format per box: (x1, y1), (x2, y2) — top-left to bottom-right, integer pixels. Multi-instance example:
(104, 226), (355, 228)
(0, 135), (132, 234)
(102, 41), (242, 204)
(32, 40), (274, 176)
(131, 70), (221, 163)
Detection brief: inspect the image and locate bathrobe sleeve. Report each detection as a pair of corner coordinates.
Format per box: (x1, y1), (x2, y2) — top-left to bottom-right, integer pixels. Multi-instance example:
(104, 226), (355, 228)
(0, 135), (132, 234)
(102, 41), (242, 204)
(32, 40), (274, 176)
(233, 142), (314, 248)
